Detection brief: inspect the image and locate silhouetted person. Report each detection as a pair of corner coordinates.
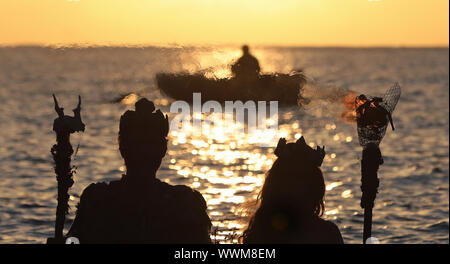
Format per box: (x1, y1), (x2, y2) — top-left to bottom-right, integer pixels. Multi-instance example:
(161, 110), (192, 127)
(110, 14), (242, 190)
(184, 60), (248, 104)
(68, 98), (211, 243)
(231, 45), (260, 81)
(242, 137), (343, 244)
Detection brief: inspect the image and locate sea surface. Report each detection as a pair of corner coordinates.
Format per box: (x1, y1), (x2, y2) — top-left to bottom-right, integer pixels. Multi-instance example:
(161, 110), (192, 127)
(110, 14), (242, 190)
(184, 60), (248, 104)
(0, 46), (448, 244)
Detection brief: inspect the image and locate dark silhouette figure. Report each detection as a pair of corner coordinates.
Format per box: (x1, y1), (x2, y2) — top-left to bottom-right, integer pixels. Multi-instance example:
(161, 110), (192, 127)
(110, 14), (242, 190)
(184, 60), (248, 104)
(68, 98), (211, 243)
(47, 95), (85, 244)
(231, 45), (261, 81)
(242, 137), (343, 244)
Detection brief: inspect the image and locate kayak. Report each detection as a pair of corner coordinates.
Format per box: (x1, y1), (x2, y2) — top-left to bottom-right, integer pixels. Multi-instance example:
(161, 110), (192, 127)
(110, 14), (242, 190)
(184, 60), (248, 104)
(155, 72), (307, 105)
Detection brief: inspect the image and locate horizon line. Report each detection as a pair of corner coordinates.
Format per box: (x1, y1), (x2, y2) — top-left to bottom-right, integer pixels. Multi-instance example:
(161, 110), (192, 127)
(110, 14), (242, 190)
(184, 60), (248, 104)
(1, 42), (449, 49)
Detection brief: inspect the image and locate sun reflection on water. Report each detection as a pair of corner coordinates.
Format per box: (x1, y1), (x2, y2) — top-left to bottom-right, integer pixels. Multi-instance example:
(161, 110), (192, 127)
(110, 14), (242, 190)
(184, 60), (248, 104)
(159, 105), (358, 243)
(113, 48), (387, 243)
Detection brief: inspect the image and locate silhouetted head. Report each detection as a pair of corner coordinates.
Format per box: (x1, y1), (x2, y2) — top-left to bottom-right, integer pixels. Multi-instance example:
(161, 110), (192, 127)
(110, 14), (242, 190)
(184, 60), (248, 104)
(261, 137), (326, 215)
(242, 137), (326, 242)
(242, 45), (249, 54)
(119, 98), (169, 177)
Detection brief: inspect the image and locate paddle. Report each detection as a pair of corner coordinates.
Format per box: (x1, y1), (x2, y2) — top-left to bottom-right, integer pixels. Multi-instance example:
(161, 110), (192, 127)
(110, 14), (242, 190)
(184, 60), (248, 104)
(47, 95), (85, 244)
(355, 83), (401, 244)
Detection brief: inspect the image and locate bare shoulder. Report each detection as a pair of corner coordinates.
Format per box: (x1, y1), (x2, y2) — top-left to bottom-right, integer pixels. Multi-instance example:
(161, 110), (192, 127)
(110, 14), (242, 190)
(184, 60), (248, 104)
(80, 182), (107, 199)
(316, 218), (344, 244)
(79, 181), (121, 204)
(171, 184), (207, 210)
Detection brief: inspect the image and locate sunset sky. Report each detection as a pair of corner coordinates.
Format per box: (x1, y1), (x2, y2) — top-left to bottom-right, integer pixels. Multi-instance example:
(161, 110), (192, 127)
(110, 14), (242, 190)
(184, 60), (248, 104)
(0, 0), (448, 47)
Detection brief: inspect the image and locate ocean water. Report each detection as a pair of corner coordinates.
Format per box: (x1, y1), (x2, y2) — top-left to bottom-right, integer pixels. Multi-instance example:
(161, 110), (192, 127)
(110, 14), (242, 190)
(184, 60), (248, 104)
(0, 46), (448, 244)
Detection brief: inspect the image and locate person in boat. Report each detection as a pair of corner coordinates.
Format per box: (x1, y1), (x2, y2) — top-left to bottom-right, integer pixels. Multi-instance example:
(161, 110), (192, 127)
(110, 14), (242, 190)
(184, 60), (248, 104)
(231, 45), (261, 81)
(241, 137), (344, 244)
(67, 98), (211, 243)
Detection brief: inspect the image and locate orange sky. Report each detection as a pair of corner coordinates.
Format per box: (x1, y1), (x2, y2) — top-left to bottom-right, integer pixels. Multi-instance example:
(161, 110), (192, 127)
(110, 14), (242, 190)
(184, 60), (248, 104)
(0, 0), (448, 47)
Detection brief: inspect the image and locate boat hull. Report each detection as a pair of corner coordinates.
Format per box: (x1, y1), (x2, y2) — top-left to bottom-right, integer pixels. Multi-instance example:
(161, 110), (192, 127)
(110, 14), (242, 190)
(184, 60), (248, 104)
(156, 73), (306, 105)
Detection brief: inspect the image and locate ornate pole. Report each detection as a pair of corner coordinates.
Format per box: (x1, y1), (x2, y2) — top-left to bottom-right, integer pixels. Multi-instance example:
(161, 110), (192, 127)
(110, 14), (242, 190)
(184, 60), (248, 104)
(360, 143), (382, 243)
(47, 95), (85, 244)
(355, 83), (401, 244)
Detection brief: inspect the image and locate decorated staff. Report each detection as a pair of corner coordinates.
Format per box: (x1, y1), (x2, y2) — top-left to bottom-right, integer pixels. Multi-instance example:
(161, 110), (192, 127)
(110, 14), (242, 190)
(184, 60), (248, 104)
(47, 95), (85, 244)
(354, 83), (401, 244)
